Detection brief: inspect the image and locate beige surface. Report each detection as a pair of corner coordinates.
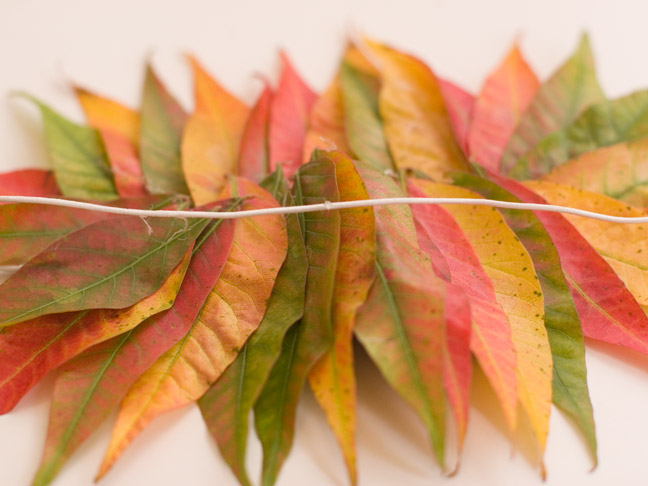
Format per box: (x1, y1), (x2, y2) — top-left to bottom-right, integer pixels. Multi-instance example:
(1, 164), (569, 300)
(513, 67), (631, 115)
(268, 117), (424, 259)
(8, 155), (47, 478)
(1, 1), (648, 485)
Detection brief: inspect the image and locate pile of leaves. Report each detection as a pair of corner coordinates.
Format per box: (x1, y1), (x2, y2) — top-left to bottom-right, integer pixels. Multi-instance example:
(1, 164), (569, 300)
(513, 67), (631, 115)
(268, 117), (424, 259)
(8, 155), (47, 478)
(2, 34), (648, 486)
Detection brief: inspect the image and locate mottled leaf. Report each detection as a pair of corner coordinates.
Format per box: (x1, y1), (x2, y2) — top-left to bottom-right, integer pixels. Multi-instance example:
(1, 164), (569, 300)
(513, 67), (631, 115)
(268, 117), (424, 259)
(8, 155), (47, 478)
(539, 139), (648, 206)
(20, 95), (118, 200)
(269, 53), (317, 178)
(308, 150), (375, 484)
(526, 181), (648, 306)
(238, 84), (273, 182)
(354, 162), (447, 467)
(408, 181), (517, 443)
(513, 90), (648, 179)
(501, 35), (605, 175)
(497, 178), (648, 356)
(75, 86), (147, 197)
(366, 39), (470, 180)
(455, 172), (597, 463)
(467, 46), (539, 172)
(199, 168), (307, 486)
(139, 65), (189, 194)
(255, 158), (340, 486)
(182, 57), (249, 204)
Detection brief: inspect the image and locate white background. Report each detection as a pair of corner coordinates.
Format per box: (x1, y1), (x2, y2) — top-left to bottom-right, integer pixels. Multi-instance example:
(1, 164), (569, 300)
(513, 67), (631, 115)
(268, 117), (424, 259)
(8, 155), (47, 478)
(2, 1), (648, 485)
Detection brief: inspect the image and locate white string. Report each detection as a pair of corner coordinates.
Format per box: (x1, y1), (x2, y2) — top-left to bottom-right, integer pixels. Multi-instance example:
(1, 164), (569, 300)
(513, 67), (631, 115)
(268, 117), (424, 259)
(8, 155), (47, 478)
(2, 195), (648, 224)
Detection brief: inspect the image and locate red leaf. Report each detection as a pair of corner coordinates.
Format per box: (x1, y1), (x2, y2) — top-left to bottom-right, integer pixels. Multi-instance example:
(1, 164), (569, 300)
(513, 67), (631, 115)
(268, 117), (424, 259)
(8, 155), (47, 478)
(238, 84), (273, 182)
(0, 169), (60, 199)
(438, 79), (474, 156)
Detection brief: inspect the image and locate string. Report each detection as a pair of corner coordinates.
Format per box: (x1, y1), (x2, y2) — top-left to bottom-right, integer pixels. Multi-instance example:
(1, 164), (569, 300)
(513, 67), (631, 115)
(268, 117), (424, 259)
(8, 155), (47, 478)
(1, 195), (647, 224)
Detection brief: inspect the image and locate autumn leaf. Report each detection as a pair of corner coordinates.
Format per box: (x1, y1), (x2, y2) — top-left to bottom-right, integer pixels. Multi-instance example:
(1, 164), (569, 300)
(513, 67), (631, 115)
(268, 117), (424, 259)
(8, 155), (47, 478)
(307, 150), (375, 485)
(268, 53), (317, 178)
(498, 178), (648, 356)
(0, 249), (190, 414)
(139, 65), (189, 195)
(96, 179), (287, 478)
(366, 39), (470, 180)
(302, 75), (350, 161)
(407, 181), (517, 446)
(238, 84), (273, 182)
(501, 34), (605, 175)
(526, 181), (648, 306)
(0, 169), (60, 198)
(455, 172), (597, 463)
(467, 45), (539, 172)
(438, 78), (474, 156)
(18, 94), (119, 200)
(354, 162), (447, 467)
(182, 56), (249, 204)
(0, 205), (212, 326)
(74, 86), (147, 197)
(32, 214), (238, 486)
(198, 168), (307, 486)
(539, 139), (648, 207)
(255, 158), (340, 486)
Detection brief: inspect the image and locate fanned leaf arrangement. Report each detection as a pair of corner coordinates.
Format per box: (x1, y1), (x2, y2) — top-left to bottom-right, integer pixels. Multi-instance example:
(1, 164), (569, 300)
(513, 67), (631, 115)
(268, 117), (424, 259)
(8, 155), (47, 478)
(5, 33), (648, 485)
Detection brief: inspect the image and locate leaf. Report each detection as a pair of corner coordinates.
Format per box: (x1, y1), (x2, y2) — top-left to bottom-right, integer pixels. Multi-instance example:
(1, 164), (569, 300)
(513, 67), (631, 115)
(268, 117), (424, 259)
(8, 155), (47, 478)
(497, 177), (648, 356)
(467, 46), (539, 172)
(302, 75), (350, 162)
(0, 204), (214, 326)
(268, 53), (317, 179)
(539, 139), (648, 206)
(501, 35), (605, 175)
(182, 56), (250, 205)
(0, 195), (178, 267)
(0, 249), (190, 414)
(238, 84), (273, 183)
(339, 48), (394, 171)
(139, 65), (189, 195)
(407, 181), (517, 443)
(96, 180), (287, 478)
(366, 39), (470, 180)
(307, 150), (375, 485)
(353, 162), (447, 467)
(254, 158), (340, 486)
(512, 90), (648, 179)
(411, 179), (552, 455)
(442, 284), (472, 459)
(198, 168), (307, 486)
(526, 181), (648, 306)
(438, 78), (474, 156)
(32, 216), (237, 486)
(20, 95), (118, 201)
(0, 169), (60, 198)
(454, 172), (597, 464)
(74, 86), (147, 197)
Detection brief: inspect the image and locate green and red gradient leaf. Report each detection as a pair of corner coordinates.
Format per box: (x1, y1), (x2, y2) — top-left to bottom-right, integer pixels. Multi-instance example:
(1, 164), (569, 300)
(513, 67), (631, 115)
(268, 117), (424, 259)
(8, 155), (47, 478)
(238, 84), (273, 183)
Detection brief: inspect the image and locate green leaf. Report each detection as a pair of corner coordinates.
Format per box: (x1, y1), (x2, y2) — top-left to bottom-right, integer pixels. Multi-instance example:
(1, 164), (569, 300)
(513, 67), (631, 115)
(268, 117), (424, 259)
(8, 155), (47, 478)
(254, 158), (340, 486)
(139, 65), (190, 195)
(339, 51), (394, 171)
(501, 34), (605, 175)
(19, 95), (118, 200)
(198, 168), (308, 486)
(511, 90), (648, 179)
